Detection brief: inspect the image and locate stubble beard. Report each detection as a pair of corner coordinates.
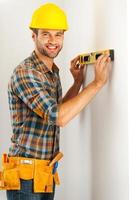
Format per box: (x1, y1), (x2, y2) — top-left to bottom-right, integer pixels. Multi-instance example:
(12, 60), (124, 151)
(36, 40), (62, 59)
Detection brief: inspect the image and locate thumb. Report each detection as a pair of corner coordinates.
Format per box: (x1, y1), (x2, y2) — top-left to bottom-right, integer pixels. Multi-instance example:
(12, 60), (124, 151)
(80, 64), (85, 69)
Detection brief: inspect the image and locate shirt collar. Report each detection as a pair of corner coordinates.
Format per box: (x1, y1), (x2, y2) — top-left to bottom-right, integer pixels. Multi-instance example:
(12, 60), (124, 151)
(31, 51), (59, 74)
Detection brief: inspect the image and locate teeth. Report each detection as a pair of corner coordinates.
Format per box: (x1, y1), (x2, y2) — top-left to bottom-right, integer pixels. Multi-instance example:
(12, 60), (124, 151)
(47, 46), (57, 49)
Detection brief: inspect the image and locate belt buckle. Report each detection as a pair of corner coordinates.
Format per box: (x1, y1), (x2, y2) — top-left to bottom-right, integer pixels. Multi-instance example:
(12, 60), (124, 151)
(20, 159), (33, 165)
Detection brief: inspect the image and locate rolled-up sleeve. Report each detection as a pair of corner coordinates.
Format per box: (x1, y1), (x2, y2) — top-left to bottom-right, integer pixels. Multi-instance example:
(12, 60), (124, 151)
(12, 68), (58, 125)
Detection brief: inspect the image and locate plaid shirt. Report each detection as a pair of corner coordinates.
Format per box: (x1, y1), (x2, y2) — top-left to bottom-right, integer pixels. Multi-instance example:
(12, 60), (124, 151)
(8, 51), (62, 160)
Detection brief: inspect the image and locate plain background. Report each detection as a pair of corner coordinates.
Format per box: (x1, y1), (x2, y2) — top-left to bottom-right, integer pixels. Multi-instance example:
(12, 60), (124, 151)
(0, 0), (128, 200)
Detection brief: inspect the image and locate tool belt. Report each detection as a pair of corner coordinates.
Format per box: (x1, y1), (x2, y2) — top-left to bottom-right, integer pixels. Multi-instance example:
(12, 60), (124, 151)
(0, 152), (63, 193)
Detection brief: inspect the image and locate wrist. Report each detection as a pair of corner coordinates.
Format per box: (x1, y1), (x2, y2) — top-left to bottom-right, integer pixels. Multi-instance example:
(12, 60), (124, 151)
(92, 80), (104, 89)
(73, 80), (82, 87)
(72, 81), (82, 92)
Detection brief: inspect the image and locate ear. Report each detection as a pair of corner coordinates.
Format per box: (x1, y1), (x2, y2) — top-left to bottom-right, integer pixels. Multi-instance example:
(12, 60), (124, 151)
(32, 32), (36, 42)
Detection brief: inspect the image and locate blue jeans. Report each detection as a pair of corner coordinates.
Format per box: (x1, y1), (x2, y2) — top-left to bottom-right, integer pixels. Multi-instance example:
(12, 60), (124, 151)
(6, 179), (55, 200)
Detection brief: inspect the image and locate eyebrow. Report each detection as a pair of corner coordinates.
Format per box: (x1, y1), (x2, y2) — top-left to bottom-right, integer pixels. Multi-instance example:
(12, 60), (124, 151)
(56, 31), (64, 34)
(40, 31), (64, 34)
(40, 31), (49, 34)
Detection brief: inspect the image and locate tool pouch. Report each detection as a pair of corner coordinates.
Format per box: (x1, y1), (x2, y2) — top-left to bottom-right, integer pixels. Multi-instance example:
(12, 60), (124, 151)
(0, 171), (4, 189)
(1, 162), (20, 190)
(18, 160), (34, 180)
(34, 161), (53, 193)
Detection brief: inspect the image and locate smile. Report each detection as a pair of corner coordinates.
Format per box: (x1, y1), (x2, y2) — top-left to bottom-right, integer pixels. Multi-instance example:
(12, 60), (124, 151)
(46, 45), (58, 50)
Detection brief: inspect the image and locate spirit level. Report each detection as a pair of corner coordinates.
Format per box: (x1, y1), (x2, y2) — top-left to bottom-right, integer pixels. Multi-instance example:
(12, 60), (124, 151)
(79, 49), (114, 65)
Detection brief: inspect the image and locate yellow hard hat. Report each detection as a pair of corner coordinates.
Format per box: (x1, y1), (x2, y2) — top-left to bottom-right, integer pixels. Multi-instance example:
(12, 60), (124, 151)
(29, 3), (68, 31)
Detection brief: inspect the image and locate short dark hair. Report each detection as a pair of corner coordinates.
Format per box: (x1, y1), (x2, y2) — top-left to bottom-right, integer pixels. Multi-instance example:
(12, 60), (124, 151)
(30, 28), (39, 35)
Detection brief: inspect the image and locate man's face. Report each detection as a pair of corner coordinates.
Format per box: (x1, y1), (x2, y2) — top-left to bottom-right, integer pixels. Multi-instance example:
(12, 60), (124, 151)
(32, 29), (64, 59)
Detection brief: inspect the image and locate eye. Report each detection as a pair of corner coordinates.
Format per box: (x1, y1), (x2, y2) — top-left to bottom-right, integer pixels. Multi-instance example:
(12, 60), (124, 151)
(56, 33), (63, 37)
(42, 32), (49, 36)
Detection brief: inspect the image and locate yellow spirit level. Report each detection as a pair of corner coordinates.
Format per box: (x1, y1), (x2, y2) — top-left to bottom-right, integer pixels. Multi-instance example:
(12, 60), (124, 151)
(79, 49), (114, 65)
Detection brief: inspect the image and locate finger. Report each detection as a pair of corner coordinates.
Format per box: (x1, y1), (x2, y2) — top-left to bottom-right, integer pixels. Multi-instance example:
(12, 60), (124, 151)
(71, 63), (79, 70)
(101, 54), (109, 62)
(71, 58), (80, 71)
(95, 54), (104, 67)
(80, 64), (85, 69)
(107, 57), (111, 63)
(101, 59), (111, 73)
(75, 63), (86, 70)
(71, 55), (80, 64)
(100, 54), (110, 66)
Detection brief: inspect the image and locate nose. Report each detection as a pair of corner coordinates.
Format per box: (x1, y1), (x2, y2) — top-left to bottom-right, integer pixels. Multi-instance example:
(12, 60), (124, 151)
(48, 35), (56, 44)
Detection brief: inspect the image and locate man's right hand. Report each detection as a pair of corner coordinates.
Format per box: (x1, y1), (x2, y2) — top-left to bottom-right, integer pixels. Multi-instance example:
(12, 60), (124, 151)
(93, 54), (111, 87)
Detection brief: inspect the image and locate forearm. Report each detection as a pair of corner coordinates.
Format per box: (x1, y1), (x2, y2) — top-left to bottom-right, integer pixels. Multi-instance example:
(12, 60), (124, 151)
(62, 81), (82, 103)
(56, 81), (103, 127)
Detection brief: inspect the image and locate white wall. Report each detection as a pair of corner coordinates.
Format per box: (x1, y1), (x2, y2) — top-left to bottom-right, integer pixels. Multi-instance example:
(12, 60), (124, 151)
(128, 1), (133, 199)
(0, 0), (128, 200)
(57, 1), (96, 199)
(90, 1), (128, 200)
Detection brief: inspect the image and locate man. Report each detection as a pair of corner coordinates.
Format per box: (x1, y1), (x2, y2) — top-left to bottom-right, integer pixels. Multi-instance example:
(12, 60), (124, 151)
(6, 2), (111, 200)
